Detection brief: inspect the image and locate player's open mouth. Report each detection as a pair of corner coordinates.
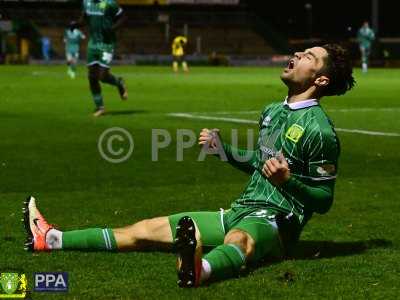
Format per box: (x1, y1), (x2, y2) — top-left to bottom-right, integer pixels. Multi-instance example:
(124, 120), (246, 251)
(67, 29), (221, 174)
(287, 59), (295, 70)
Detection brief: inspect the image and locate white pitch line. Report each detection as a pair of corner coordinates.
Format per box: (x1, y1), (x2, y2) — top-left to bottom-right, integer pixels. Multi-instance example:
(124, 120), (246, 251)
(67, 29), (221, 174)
(188, 107), (400, 115)
(168, 113), (400, 137)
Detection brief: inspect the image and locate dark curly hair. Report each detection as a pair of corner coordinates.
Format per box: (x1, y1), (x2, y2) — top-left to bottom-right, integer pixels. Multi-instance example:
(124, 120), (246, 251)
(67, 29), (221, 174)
(320, 44), (355, 96)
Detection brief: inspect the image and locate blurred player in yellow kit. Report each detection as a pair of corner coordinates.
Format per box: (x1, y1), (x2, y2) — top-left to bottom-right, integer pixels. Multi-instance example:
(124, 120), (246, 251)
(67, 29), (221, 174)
(172, 36), (188, 73)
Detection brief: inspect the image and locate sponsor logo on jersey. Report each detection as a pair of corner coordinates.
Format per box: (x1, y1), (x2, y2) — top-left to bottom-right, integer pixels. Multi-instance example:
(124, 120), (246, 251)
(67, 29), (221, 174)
(316, 164), (336, 176)
(259, 146), (293, 165)
(285, 124), (304, 143)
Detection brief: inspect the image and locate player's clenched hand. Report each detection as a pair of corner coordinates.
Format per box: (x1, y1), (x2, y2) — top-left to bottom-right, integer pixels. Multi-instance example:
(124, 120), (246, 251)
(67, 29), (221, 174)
(262, 153), (291, 186)
(198, 128), (220, 150)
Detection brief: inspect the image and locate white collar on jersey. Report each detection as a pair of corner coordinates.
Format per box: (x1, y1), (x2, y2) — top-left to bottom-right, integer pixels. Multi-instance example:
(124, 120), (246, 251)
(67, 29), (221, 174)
(283, 97), (319, 110)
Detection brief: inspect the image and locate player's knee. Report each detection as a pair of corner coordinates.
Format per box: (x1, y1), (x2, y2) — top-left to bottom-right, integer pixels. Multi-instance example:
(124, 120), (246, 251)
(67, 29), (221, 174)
(88, 70), (98, 82)
(98, 70), (109, 82)
(224, 229), (255, 259)
(132, 218), (163, 240)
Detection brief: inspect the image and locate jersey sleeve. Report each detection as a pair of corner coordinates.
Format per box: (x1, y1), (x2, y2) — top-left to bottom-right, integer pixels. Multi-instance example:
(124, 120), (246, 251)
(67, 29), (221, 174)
(222, 143), (258, 174)
(109, 0), (123, 18)
(220, 106), (270, 174)
(305, 126), (339, 182)
(280, 122), (339, 214)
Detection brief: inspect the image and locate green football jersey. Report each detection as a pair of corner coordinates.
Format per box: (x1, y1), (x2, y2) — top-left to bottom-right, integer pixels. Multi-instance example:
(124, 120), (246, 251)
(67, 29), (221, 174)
(83, 0), (122, 50)
(64, 29), (85, 53)
(229, 99), (340, 226)
(357, 27), (375, 48)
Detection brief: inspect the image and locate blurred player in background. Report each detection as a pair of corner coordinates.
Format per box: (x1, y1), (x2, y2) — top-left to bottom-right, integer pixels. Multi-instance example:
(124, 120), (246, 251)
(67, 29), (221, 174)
(64, 21), (85, 79)
(81, 0), (128, 117)
(172, 35), (189, 73)
(357, 21), (375, 73)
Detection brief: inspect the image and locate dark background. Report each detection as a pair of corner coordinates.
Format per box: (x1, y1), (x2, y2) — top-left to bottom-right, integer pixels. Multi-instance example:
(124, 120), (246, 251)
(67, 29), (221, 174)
(244, 0), (394, 38)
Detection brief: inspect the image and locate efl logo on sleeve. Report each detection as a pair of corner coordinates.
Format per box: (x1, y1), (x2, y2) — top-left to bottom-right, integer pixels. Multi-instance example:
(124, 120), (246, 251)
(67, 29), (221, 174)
(34, 272), (68, 292)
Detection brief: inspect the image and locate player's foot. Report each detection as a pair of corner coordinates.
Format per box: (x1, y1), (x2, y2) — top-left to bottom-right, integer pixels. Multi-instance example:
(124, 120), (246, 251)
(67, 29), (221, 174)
(67, 69), (75, 79)
(23, 196), (53, 251)
(175, 216), (202, 288)
(93, 107), (106, 117)
(117, 77), (128, 100)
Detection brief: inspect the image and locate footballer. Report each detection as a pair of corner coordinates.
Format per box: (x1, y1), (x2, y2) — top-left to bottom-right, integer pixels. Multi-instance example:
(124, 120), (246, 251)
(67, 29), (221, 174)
(172, 35), (189, 73)
(64, 21), (85, 79)
(81, 0), (128, 117)
(357, 21), (375, 73)
(24, 44), (355, 287)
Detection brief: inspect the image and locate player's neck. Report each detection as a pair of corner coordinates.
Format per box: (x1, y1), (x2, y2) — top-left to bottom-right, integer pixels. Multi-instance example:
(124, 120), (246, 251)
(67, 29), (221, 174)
(287, 87), (320, 104)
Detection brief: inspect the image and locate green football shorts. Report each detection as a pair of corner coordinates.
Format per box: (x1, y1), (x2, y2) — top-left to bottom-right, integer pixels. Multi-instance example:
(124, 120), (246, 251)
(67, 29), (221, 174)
(87, 46), (114, 68)
(169, 207), (283, 262)
(66, 51), (79, 61)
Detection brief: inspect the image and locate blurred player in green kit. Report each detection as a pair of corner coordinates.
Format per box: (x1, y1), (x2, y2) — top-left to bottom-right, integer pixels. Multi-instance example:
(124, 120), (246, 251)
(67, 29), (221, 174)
(357, 21), (375, 73)
(81, 0), (128, 117)
(64, 21), (85, 79)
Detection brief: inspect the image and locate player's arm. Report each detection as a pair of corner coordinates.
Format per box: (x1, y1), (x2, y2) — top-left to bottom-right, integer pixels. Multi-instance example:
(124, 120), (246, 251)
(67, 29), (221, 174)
(370, 30), (376, 41)
(263, 131), (339, 214)
(221, 143), (257, 173)
(111, 5), (125, 30)
(262, 155), (335, 214)
(356, 30), (362, 43)
(198, 129), (257, 174)
(80, 30), (86, 40)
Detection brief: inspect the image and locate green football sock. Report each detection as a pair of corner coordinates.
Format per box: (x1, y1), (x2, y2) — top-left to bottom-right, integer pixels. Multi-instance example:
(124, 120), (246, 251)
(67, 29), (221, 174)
(203, 243), (246, 281)
(62, 228), (117, 251)
(71, 64), (76, 73)
(92, 93), (104, 109)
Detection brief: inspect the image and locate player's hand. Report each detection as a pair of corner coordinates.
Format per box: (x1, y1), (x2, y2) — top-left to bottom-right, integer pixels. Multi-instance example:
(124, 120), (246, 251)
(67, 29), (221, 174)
(262, 152), (291, 186)
(198, 128), (220, 150)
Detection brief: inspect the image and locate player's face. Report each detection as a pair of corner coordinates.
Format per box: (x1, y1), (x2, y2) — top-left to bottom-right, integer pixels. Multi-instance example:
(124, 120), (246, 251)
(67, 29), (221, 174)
(280, 47), (329, 92)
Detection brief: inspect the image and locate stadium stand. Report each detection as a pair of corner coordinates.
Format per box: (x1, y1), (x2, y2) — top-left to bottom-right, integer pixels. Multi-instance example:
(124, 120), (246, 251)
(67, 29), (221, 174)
(1, 5), (284, 61)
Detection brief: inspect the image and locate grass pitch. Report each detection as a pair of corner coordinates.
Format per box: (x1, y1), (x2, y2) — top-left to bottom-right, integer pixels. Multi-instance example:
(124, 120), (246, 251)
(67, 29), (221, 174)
(0, 65), (399, 299)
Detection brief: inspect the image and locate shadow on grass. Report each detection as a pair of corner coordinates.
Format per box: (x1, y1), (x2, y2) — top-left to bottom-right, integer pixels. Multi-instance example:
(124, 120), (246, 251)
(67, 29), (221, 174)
(105, 110), (148, 116)
(239, 239), (394, 285)
(288, 239), (393, 260)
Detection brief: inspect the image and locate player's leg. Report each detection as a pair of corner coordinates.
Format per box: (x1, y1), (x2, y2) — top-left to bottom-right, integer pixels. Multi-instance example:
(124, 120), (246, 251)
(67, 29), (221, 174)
(360, 46), (368, 73)
(23, 196), (173, 252)
(172, 56), (179, 72)
(98, 66), (128, 100)
(365, 47), (371, 72)
(181, 55), (189, 73)
(86, 48), (106, 116)
(88, 63), (105, 116)
(113, 217), (173, 251)
(23, 196), (224, 253)
(66, 53), (74, 78)
(171, 211), (226, 287)
(69, 53), (78, 78)
(176, 208), (283, 287)
(202, 216), (282, 283)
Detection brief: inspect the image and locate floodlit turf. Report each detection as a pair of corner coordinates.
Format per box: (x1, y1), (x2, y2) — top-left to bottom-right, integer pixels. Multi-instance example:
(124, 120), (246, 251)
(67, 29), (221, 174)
(0, 65), (399, 299)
